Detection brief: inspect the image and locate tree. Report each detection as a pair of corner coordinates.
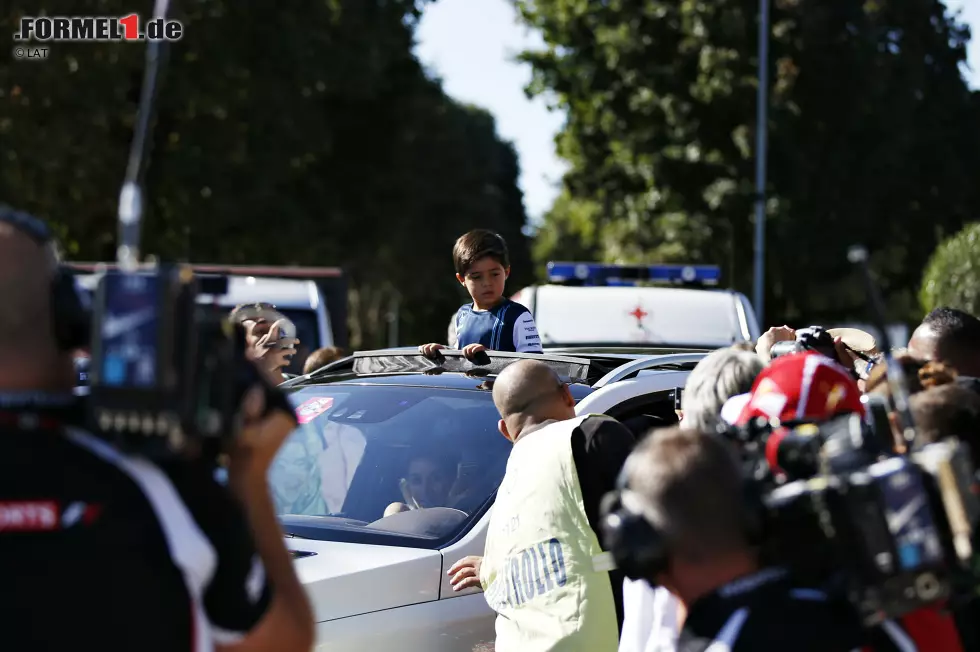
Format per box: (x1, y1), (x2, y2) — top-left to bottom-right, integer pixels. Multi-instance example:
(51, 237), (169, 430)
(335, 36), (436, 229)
(0, 0), (532, 347)
(920, 222), (980, 316)
(517, 0), (980, 326)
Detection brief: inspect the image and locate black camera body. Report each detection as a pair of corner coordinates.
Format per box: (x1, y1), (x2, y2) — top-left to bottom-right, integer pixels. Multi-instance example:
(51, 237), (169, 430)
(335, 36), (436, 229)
(726, 413), (980, 625)
(87, 265), (256, 459)
(769, 325), (839, 361)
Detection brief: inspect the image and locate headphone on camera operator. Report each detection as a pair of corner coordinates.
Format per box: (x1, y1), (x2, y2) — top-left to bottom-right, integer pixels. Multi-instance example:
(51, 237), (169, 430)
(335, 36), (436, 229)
(599, 464), (768, 585)
(0, 206), (90, 422)
(0, 205), (91, 355)
(595, 428), (900, 652)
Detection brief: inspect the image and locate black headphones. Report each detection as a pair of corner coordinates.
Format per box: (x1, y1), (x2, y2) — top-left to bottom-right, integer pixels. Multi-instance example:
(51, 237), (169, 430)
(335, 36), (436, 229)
(600, 485), (671, 581)
(599, 459), (768, 582)
(0, 205), (91, 352)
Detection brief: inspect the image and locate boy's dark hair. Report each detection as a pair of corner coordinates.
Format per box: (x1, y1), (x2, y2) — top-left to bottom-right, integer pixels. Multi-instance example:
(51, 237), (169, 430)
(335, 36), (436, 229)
(452, 229), (509, 276)
(302, 346), (347, 375)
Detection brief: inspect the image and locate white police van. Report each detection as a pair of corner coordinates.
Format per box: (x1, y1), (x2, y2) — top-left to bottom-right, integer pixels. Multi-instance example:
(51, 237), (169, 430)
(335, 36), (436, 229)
(511, 262), (761, 349)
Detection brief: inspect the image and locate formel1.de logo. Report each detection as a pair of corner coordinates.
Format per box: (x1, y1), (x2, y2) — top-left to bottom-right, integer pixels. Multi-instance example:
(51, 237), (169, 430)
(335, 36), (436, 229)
(14, 14), (183, 42)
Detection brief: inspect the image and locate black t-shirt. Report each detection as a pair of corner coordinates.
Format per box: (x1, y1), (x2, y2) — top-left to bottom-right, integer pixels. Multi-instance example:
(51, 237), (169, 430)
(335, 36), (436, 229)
(569, 414), (636, 632)
(676, 567), (872, 652)
(0, 408), (271, 651)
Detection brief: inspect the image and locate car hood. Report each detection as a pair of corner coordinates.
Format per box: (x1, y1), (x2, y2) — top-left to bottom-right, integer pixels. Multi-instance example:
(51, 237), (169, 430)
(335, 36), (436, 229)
(286, 537), (442, 622)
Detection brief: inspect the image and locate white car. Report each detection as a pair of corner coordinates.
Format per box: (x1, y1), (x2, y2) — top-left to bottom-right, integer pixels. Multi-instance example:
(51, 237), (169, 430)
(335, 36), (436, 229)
(511, 262), (761, 348)
(273, 348), (707, 650)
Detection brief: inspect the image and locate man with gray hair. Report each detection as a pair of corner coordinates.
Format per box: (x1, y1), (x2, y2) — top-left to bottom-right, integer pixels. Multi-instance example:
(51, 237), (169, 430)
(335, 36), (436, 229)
(679, 346), (764, 433)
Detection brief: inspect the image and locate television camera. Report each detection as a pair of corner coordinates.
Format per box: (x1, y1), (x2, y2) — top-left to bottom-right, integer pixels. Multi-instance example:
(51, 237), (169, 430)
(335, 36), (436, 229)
(723, 404), (980, 626)
(768, 325), (840, 361)
(724, 246), (980, 631)
(88, 268), (261, 459)
(769, 325), (876, 378)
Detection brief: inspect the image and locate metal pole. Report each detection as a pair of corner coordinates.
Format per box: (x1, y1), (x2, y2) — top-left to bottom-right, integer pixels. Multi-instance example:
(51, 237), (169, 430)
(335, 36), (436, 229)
(116, 0), (171, 271)
(752, 0), (770, 326)
(387, 292), (400, 348)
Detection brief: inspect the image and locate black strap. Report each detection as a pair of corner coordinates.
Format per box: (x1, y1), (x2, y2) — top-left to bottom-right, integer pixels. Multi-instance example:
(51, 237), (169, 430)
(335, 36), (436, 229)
(0, 205), (54, 245)
(0, 392), (76, 409)
(0, 392), (79, 431)
(715, 566), (789, 599)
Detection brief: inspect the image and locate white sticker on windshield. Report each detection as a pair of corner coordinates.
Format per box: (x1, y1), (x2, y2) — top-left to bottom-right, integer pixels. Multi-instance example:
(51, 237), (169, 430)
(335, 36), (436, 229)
(295, 397), (334, 424)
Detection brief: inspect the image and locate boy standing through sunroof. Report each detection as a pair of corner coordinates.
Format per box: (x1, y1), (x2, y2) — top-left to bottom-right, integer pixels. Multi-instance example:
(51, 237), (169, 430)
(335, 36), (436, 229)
(420, 229), (542, 358)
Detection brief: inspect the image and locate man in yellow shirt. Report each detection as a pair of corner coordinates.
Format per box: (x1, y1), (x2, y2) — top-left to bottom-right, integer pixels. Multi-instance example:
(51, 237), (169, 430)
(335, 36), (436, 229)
(448, 359), (634, 651)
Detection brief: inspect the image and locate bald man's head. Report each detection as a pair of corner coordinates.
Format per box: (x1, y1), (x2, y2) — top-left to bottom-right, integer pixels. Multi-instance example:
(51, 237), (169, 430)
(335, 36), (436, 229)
(492, 359), (576, 439)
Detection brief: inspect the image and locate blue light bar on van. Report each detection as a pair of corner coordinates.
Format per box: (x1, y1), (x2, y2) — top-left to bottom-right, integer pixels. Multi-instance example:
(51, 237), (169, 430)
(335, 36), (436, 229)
(546, 262), (721, 286)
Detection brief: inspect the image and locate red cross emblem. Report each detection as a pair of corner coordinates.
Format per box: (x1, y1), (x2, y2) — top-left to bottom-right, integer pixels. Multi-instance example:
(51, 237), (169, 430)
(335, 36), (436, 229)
(628, 305), (648, 327)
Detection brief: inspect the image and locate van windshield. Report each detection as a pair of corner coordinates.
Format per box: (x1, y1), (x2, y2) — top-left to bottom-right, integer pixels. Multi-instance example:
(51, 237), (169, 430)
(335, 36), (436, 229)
(536, 286), (740, 348)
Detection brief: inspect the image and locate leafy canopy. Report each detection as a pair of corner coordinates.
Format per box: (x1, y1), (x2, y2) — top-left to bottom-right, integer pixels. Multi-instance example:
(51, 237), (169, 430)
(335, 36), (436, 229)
(516, 0), (980, 325)
(0, 0), (533, 347)
(921, 222), (980, 316)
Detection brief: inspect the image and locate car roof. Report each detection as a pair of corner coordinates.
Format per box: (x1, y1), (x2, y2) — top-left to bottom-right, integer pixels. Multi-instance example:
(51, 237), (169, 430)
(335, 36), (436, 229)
(75, 273), (320, 310)
(293, 371), (595, 400)
(283, 348), (706, 396)
(545, 346), (712, 357)
(521, 284), (748, 348)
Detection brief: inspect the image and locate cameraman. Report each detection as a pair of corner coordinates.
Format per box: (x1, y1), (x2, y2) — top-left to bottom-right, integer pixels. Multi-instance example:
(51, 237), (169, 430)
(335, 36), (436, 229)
(734, 351), (970, 652)
(605, 426), (873, 651)
(0, 211), (314, 651)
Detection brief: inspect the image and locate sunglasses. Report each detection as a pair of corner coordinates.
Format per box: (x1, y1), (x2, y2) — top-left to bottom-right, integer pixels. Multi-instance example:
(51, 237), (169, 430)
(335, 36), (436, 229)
(231, 302), (278, 323)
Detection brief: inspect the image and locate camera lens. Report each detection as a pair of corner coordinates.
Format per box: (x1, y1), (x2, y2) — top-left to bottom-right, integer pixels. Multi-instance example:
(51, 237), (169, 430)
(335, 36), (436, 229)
(915, 572), (942, 601)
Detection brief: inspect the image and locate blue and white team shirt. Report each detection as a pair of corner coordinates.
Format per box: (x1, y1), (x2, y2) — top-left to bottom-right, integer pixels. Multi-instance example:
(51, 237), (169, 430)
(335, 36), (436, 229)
(449, 299), (543, 353)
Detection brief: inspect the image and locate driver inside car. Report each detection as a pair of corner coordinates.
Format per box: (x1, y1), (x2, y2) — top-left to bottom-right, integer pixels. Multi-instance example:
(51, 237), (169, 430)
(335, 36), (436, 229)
(384, 452), (470, 516)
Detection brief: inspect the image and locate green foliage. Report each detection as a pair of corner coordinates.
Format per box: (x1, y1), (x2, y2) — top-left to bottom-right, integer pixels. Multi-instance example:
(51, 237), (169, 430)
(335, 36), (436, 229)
(920, 222), (980, 316)
(0, 0), (531, 348)
(517, 0), (980, 325)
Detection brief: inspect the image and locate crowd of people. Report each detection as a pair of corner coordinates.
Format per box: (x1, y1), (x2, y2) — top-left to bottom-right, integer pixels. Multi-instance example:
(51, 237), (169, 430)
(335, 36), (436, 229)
(445, 307), (980, 651)
(407, 228), (980, 651)
(4, 200), (980, 652)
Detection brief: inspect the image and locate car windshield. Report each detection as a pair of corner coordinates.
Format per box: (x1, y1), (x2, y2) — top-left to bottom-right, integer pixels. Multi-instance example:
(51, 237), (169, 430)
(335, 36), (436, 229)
(271, 383), (511, 548)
